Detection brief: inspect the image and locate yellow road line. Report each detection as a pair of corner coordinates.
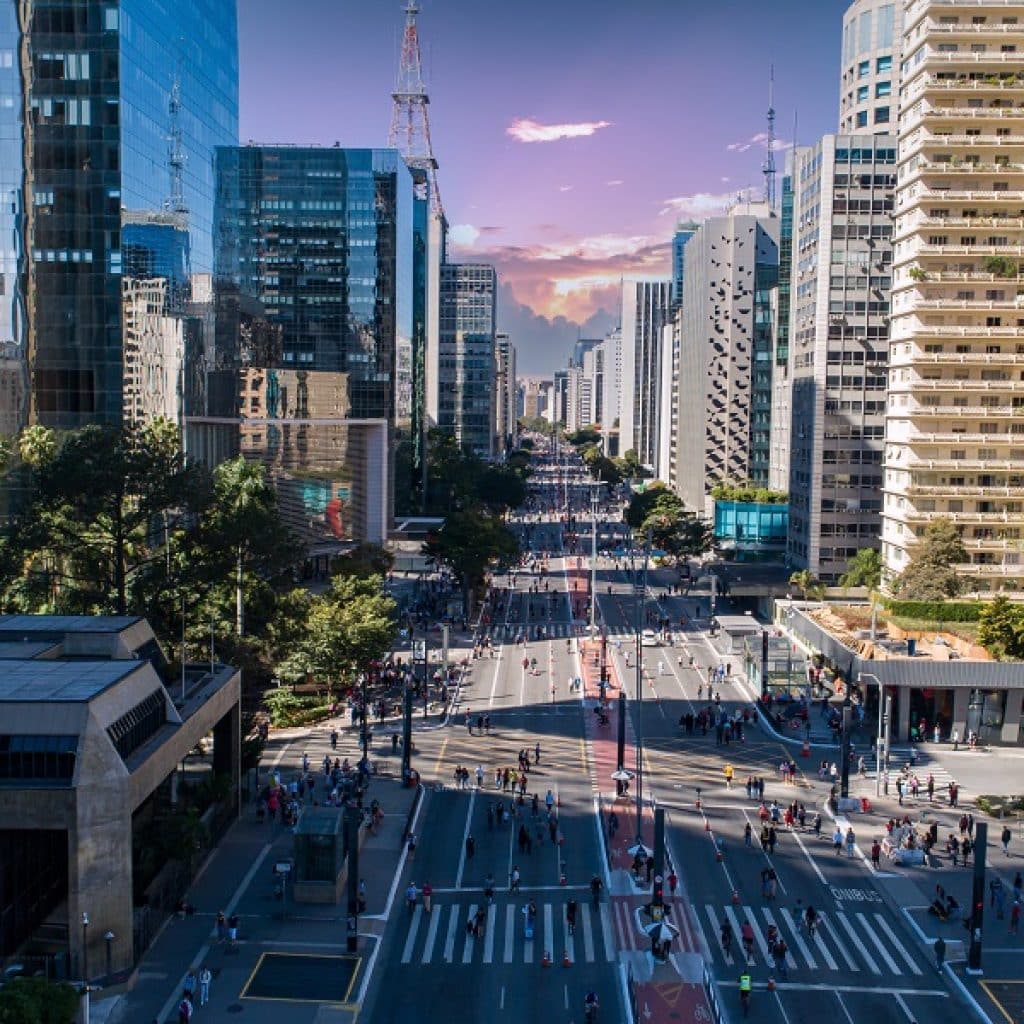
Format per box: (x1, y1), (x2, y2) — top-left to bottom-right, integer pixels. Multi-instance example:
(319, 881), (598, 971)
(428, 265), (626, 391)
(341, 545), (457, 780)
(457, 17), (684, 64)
(979, 980), (1023, 1024)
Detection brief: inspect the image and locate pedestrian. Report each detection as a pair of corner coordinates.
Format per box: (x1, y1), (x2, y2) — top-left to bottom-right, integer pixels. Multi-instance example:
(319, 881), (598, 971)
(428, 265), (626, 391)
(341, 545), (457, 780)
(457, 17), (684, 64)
(1003, 825), (1013, 856)
(178, 995), (193, 1024)
(228, 913), (238, 944)
(510, 866), (521, 893)
(896, 777), (903, 806)
(183, 971), (197, 1002)
(833, 826), (843, 855)
(871, 840), (881, 869)
(216, 911), (226, 943)
(422, 880), (433, 913)
(773, 938), (789, 980)
(1011, 900), (1021, 936)
(934, 936), (946, 972)
(199, 966), (211, 1007)
(358, 878), (367, 914)
(668, 870), (678, 902)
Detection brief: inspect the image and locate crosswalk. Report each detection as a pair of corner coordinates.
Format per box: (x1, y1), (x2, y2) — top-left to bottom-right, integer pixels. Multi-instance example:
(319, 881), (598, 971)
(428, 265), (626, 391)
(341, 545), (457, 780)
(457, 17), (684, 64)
(399, 900), (616, 966)
(699, 903), (924, 978)
(868, 747), (958, 795)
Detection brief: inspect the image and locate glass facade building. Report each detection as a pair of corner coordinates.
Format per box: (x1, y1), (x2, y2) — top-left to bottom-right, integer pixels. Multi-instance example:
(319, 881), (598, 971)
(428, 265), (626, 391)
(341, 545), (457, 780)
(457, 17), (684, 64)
(0, 0), (239, 432)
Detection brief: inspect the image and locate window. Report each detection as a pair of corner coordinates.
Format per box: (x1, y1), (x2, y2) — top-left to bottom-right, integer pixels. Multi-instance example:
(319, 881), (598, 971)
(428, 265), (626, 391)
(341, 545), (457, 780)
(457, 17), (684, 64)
(857, 85), (870, 103)
(106, 691), (166, 761)
(858, 60), (870, 78)
(875, 106), (890, 124)
(876, 81), (891, 98)
(856, 111), (868, 128)
(0, 735), (78, 782)
(877, 55), (892, 74)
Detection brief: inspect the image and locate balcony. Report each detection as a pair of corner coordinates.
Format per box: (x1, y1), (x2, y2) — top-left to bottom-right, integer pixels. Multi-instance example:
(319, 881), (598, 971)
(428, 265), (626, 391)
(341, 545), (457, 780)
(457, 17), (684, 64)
(918, 188), (1024, 203)
(951, 562), (1024, 577)
(910, 216), (1024, 230)
(906, 484), (1024, 497)
(905, 457), (1024, 470)
(909, 430), (1020, 443)
(915, 243), (1024, 256)
(912, 299), (1024, 312)
(917, 74), (1024, 94)
(910, 403), (1023, 416)
(894, 379), (1024, 391)
(921, 107), (1024, 123)
(922, 52), (1024, 67)
(919, 131), (1024, 146)
(908, 329), (1024, 343)
(914, 270), (1024, 284)
(926, 20), (1024, 35)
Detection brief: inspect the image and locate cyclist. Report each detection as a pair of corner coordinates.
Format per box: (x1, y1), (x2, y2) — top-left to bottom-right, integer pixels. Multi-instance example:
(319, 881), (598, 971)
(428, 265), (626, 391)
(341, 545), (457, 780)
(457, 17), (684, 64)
(566, 897), (578, 935)
(720, 919), (733, 957)
(590, 874), (604, 905)
(804, 904), (818, 937)
(740, 920), (755, 963)
(584, 991), (600, 1021)
(484, 874), (495, 905)
(738, 971), (752, 1016)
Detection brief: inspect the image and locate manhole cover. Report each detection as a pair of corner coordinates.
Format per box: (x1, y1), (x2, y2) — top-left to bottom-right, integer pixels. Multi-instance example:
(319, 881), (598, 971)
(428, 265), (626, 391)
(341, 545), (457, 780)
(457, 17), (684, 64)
(241, 953), (359, 1003)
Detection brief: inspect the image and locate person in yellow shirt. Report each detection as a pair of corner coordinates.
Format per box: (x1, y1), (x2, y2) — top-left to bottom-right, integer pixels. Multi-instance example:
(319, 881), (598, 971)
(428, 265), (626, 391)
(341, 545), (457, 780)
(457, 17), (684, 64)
(724, 764), (735, 789)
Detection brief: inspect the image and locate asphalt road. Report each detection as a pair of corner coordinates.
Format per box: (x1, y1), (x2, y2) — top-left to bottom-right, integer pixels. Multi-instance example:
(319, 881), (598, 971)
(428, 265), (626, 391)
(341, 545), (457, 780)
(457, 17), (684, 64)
(365, 453), (978, 1024)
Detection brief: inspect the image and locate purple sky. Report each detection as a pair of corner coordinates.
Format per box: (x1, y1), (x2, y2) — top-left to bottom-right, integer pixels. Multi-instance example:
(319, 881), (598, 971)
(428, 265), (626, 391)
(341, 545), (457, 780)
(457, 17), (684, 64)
(239, 0), (848, 373)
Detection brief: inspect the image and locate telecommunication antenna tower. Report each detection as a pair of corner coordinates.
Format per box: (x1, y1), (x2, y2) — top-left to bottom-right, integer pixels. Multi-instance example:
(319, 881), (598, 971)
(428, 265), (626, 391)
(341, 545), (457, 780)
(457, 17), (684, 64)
(167, 75), (188, 215)
(388, 1), (443, 217)
(762, 65), (777, 212)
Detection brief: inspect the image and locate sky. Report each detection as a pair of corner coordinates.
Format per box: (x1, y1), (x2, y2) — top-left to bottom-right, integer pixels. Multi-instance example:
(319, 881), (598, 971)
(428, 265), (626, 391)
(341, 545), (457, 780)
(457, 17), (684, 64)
(239, 0), (848, 374)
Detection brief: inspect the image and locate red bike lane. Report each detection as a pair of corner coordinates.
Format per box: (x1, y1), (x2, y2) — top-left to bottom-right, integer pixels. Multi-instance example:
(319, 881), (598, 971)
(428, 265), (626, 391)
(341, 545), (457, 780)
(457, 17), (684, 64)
(567, 567), (712, 1024)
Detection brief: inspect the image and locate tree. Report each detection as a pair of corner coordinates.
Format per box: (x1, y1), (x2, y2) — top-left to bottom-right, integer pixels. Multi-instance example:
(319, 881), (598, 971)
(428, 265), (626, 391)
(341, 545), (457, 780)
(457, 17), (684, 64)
(893, 517), (969, 600)
(789, 569), (825, 601)
(838, 548), (883, 590)
(0, 977), (78, 1024)
(624, 483), (673, 530)
(566, 427), (600, 448)
(476, 463), (528, 513)
(977, 596), (1024, 661)
(423, 507), (519, 612)
(277, 574), (398, 692)
(615, 448), (650, 480)
(332, 543), (394, 579)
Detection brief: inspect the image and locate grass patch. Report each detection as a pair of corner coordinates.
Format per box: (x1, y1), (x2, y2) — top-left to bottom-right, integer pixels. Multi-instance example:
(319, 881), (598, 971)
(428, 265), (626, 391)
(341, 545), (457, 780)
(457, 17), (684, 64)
(829, 605), (979, 644)
(977, 795), (1024, 818)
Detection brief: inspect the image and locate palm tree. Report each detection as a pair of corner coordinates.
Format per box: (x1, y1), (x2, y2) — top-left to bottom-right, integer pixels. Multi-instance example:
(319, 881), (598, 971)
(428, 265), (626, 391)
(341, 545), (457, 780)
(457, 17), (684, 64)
(789, 569), (825, 602)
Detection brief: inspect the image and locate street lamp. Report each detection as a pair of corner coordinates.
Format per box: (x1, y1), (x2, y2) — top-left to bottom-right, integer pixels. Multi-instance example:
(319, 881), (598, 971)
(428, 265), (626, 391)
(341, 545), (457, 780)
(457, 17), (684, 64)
(81, 912), (89, 982)
(589, 479), (601, 637)
(103, 931), (114, 980)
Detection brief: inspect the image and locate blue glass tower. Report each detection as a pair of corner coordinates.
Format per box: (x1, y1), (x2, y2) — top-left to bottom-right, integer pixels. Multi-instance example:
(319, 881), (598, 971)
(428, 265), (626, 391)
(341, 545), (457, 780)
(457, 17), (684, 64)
(0, 0), (238, 431)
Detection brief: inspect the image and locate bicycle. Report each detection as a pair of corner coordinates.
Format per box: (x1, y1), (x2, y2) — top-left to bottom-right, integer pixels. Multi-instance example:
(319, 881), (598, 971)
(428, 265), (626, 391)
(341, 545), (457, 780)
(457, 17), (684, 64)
(739, 988), (751, 1018)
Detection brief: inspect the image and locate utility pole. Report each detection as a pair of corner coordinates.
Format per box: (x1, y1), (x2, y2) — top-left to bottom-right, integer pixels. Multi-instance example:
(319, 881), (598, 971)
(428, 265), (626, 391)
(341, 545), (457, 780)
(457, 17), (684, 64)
(590, 481), (599, 636)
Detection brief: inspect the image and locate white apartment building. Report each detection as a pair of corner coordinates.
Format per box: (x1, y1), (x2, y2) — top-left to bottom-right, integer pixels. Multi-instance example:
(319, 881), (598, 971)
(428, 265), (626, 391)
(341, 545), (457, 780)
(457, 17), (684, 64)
(600, 327), (623, 455)
(883, 0), (1024, 594)
(840, 0), (904, 132)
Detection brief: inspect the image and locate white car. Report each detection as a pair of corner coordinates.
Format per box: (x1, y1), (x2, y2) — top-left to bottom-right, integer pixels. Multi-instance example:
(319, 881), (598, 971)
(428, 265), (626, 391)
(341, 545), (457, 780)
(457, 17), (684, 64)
(641, 629), (660, 647)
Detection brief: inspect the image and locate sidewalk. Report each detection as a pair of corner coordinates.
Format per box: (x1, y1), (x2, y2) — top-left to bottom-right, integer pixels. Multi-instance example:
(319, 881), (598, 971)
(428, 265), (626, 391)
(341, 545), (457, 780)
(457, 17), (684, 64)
(93, 777), (420, 1024)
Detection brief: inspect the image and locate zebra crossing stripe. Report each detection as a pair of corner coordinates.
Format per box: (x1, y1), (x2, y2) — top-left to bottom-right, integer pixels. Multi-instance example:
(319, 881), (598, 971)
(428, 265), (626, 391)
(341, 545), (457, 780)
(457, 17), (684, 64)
(402, 906), (422, 964)
(742, 906), (772, 961)
(600, 904), (616, 962)
(761, 908), (797, 970)
(581, 905), (595, 962)
(778, 908), (816, 970)
(421, 907), (441, 965)
(809, 920), (839, 971)
(873, 913), (922, 975)
(503, 905), (515, 964)
(724, 907), (748, 961)
(462, 903), (478, 964)
(835, 911), (881, 974)
(443, 905), (459, 963)
(561, 906), (575, 961)
(857, 911), (901, 974)
(544, 903), (554, 960)
(484, 905), (496, 963)
(818, 913), (858, 972)
(523, 908), (534, 964)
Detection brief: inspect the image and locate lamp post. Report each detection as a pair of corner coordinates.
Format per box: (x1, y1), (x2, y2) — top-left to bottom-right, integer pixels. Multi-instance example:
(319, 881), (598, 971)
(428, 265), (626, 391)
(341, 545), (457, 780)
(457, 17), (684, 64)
(103, 931), (114, 980)
(859, 671), (885, 797)
(590, 479), (600, 636)
(81, 912), (89, 982)
(633, 530), (651, 846)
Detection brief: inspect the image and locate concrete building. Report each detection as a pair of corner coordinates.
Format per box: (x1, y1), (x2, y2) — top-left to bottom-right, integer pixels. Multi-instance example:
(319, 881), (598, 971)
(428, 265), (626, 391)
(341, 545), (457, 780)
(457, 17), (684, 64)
(494, 333), (517, 453)
(787, 135), (895, 582)
(619, 280), (672, 468)
(883, 2), (1024, 595)
(439, 264), (498, 458)
(600, 327), (623, 455)
(551, 370), (570, 427)
(0, 616), (241, 980)
(674, 205), (779, 516)
(522, 378), (548, 421)
(671, 224), (699, 310)
(839, 0), (903, 133)
(656, 312), (680, 485)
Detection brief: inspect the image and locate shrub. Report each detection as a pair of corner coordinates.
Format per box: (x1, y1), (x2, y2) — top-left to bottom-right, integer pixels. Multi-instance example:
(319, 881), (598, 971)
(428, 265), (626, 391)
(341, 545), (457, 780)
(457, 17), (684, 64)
(882, 600), (984, 622)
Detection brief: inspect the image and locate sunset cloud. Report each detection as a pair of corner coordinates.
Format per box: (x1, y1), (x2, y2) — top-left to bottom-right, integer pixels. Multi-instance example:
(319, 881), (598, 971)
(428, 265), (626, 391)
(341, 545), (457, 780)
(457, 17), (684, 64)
(507, 117), (612, 143)
(448, 223), (481, 247)
(658, 191), (738, 220)
(726, 131), (789, 153)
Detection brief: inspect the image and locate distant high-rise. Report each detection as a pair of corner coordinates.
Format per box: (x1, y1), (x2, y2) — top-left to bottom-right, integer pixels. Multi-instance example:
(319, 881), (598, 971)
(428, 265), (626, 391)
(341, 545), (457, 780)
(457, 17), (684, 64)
(494, 333), (517, 453)
(883, 2), (1024, 595)
(0, 0), (239, 433)
(671, 226), (698, 309)
(838, 0), (902, 133)
(439, 264), (497, 458)
(674, 205), (778, 515)
(619, 280), (672, 468)
(600, 327), (622, 455)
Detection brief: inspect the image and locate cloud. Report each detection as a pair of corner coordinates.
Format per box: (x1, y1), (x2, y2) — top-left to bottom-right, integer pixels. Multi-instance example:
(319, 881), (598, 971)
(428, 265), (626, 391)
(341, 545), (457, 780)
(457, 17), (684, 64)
(606, 179), (624, 187)
(558, 185), (574, 193)
(658, 191), (738, 220)
(449, 223), (480, 248)
(507, 117), (612, 144)
(726, 131), (789, 154)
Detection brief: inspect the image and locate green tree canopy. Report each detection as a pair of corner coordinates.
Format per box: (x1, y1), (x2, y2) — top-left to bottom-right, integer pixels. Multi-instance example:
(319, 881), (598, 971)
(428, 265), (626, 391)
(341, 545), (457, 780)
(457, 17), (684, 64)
(332, 543), (394, 579)
(977, 595), (1024, 661)
(566, 427), (601, 447)
(838, 548), (883, 590)
(0, 977), (78, 1024)
(789, 569), (826, 601)
(893, 517), (969, 601)
(614, 448), (650, 480)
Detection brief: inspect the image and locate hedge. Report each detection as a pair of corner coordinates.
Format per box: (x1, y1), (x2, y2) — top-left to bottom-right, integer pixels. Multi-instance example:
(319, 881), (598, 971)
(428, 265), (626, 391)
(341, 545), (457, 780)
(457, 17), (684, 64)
(883, 600), (984, 622)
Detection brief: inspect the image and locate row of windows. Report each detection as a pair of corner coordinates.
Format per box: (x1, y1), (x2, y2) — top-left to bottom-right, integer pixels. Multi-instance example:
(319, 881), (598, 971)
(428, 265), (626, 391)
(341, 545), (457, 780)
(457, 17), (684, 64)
(856, 81), (892, 102)
(0, 735), (78, 782)
(106, 690), (166, 762)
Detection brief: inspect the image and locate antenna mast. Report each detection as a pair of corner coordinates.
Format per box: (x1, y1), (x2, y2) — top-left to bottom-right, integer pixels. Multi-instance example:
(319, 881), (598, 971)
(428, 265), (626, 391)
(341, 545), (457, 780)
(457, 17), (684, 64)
(388, 1), (444, 217)
(762, 64), (777, 212)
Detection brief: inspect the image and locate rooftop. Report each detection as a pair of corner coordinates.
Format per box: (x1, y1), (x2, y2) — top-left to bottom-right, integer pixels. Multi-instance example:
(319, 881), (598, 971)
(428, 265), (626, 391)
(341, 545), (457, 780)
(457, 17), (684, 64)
(0, 660), (144, 702)
(0, 615), (144, 637)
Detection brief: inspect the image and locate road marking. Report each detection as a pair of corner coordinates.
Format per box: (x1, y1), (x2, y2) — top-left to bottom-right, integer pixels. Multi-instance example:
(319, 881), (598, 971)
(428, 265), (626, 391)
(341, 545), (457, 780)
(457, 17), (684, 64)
(462, 903), (477, 963)
(544, 902), (554, 960)
(818, 913), (858, 972)
(894, 992), (916, 1021)
(421, 907), (441, 964)
(503, 905), (515, 964)
(433, 736), (449, 778)
(790, 824), (829, 885)
(835, 991), (857, 1024)
(872, 914), (921, 975)
(719, 981), (947, 995)
(401, 906), (422, 963)
(778, 908), (817, 970)
(742, 905), (772, 961)
(834, 910), (880, 974)
(724, 906), (749, 962)
(455, 789), (476, 889)
(600, 903), (616, 961)
(581, 904), (595, 962)
(523, 908), (534, 964)
(443, 905), (459, 963)
(484, 903), (496, 963)
(500, 986), (505, 1011)
(857, 911), (900, 974)
(705, 905), (735, 964)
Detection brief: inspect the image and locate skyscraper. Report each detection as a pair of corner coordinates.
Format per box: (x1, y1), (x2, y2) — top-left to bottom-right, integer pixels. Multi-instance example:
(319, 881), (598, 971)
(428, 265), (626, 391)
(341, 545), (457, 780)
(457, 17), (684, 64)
(0, 0), (239, 432)
(838, 0), (902, 133)
(438, 264), (497, 458)
(619, 279), (671, 467)
(674, 205), (778, 515)
(494, 332), (517, 454)
(883, 3), (1024, 594)
(671, 224), (697, 310)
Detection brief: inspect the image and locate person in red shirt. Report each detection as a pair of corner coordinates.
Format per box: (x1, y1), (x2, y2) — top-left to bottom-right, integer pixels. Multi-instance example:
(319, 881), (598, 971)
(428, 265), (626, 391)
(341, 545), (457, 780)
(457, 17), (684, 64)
(667, 871), (678, 902)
